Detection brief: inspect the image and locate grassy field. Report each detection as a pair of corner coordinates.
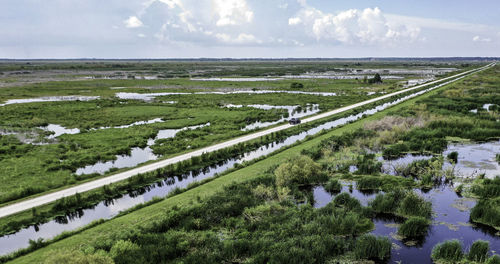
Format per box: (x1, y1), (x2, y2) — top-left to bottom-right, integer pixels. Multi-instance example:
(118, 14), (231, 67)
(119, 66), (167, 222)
(8, 64), (490, 263)
(0, 61), (450, 205)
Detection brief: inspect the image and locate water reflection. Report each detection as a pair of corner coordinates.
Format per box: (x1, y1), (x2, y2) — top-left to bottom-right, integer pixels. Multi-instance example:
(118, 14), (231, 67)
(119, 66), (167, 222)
(0, 96), (100, 106)
(312, 183), (500, 264)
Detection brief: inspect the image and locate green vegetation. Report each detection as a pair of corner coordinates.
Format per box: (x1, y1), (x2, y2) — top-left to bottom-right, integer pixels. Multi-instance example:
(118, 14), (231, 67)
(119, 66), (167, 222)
(470, 177), (500, 230)
(432, 240), (498, 264)
(398, 216), (430, 238)
(431, 240), (464, 263)
(468, 240), (490, 263)
(274, 155), (325, 188)
(353, 235), (392, 261)
(323, 178), (342, 194)
(447, 151), (458, 164)
(370, 189), (432, 218)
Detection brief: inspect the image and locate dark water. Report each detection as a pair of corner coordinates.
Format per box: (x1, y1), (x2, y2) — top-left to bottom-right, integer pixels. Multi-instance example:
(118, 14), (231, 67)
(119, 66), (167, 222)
(313, 183), (500, 264)
(0, 83), (459, 256)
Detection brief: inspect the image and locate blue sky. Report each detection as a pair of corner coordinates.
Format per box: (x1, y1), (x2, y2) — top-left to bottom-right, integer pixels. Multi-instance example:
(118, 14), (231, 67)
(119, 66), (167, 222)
(0, 0), (498, 58)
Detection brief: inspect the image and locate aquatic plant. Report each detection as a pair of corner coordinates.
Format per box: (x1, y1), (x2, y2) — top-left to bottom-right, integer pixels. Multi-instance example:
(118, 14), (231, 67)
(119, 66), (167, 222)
(356, 176), (383, 190)
(355, 153), (382, 175)
(468, 240), (490, 263)
(470, 199), (500, 228)
(323, 178), (342, 194)
(398, 216), (430, 238)
(431, 240), (464, 263)
(398, 192), (432, 218)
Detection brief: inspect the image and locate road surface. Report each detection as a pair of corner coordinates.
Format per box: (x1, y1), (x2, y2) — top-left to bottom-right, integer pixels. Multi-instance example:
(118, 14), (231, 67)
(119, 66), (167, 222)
(0, 63), (494, 218)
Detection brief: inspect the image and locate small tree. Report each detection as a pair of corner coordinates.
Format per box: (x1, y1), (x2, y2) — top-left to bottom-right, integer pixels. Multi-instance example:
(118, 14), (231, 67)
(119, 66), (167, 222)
(290, 82), (304, 89)
(368, 73), (383, 84)
(274, 155), (322, 187)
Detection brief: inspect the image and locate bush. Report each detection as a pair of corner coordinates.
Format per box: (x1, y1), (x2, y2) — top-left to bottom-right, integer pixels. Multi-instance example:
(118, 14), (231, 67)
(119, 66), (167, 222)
(324, 178), (342, 194)
(431, 240), (463, 263)
(355, 154), (382, 175)
(110, 240), (144, 264)
(357, 176), (383, 190)
(447, 151), (459, 164)
(354, 235), (391, 261)
(398, 217), (430, 238)
(274, 155), (323, 187)
(468, 240), (490, 263)
(333, 192), (361, 211)
(290, 82), (304, 89)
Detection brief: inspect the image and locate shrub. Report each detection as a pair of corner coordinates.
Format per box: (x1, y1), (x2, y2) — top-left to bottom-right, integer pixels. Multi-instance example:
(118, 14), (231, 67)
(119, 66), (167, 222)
(468, 240), (490, 263)
(354, 235), (391, 261)
(333, 192), (362, 211)
(355, 154), (382, 175)
(290, 82), (304, 89)
(357, 176), (383, 190)
(274, 155), (323, 187)
(431, 240), (463, 263)
(447, 151), (459, 164)
(398, 217), (430, 238)
(323, 178), (342, 194)
(110, 240), (144, 264)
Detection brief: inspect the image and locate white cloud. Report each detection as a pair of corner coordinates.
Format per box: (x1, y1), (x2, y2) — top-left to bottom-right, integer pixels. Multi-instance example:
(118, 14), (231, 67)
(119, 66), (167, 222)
(124, 16), (143, 28)
(137, 33), (146, 38)
(472, 35), (491, 42)
(289, 6), (420, 45)
(288, 17), (301, 25)
(157, 0), (182, 9)
(216, 32), (258, 44)
(213, 0), (254, 26)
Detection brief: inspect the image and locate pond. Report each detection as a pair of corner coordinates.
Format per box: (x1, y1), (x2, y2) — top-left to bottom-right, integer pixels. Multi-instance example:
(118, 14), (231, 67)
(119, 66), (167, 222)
(378, 140), (500, 179)
(0, 96), (100, 106)
(75, 123), (210, 175)
(312, 183), (500, 264)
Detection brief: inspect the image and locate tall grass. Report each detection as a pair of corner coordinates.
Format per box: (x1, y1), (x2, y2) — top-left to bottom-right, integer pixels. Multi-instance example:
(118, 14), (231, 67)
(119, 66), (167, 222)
(370, 189), (432, 219)
(398, 216), (430, 238)
(323, 178), (342, 194)
(397, 192), (432, 218)
(431, 240), (464, 262)
(468, 240), (490, 263)
(354, 235), (392, 261)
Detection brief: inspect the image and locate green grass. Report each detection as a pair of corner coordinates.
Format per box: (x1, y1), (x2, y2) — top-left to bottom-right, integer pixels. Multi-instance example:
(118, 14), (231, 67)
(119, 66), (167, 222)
(5, 63), (475, 263)
(431, 240), (464, 263)
(398, 216), (430, 238)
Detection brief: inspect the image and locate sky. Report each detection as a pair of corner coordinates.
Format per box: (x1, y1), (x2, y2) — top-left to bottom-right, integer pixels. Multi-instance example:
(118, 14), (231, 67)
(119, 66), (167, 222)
(0, 0), (499, 58)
